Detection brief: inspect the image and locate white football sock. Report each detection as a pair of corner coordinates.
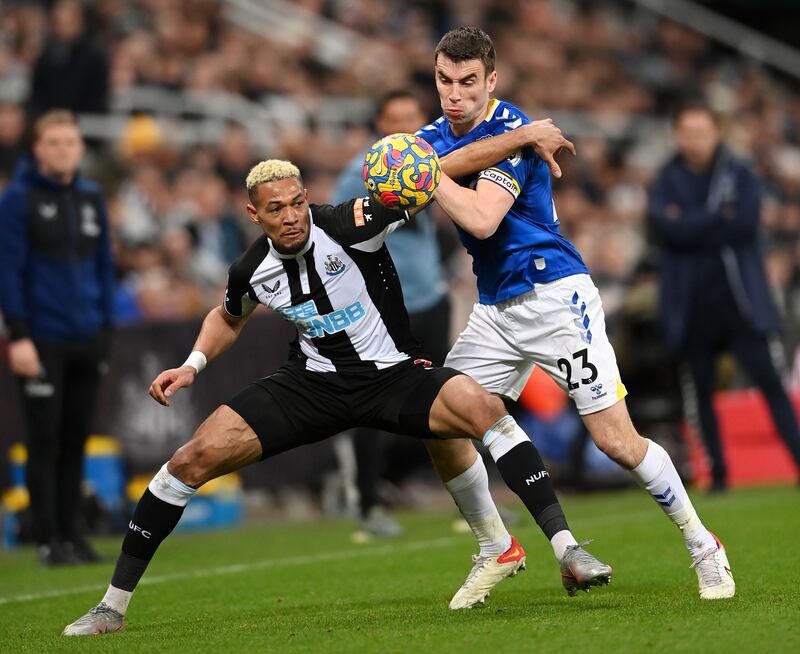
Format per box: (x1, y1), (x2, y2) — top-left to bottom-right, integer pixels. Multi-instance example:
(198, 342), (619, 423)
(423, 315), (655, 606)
(550, 529), (579, 561)
(444, 454), (512, 557)
(101, 585), (132, 615)
(631, 439), (715, 557)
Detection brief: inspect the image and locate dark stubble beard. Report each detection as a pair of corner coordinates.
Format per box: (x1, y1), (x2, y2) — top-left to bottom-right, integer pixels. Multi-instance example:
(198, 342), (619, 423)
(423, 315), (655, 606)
(272, 232), (310, 255)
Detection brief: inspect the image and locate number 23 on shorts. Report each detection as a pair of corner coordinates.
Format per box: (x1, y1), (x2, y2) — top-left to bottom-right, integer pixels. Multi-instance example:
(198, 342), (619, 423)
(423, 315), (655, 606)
(556, 348), (597, 390)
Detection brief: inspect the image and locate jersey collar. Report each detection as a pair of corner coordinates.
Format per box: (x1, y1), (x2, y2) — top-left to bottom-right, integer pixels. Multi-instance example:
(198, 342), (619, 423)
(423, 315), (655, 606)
(483, 98), (500, 122)
(445, 98), (500, 139)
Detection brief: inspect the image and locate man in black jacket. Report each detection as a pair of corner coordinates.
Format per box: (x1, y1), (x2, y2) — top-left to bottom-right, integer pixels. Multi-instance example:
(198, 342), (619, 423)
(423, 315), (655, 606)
(28, 0), (109, 118)
(0, 110), (116, 564)
(648, 102), (800, 490)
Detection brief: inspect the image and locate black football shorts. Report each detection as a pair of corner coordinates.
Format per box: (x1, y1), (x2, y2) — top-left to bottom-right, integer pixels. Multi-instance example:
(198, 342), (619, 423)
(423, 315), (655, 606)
(224, 358), (463, 458)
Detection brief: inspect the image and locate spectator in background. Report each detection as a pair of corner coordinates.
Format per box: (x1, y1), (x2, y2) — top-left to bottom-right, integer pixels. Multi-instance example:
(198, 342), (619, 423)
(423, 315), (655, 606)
(216, 123), (258, 191)
(0, 110), (115, 565)
(648, 101), (800, 491)
(330, 90), (450, 537)
(28, 0), (109, 118)
(0, 103), (26, 186)
(168, 170), (245, 288)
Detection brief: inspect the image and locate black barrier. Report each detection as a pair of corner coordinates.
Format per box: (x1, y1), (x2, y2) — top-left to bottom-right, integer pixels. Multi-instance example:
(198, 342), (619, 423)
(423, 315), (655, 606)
(0, 313), (339, 493)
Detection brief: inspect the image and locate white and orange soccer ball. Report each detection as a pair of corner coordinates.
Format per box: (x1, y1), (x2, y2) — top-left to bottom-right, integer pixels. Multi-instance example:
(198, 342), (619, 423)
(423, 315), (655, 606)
(362, 133), (442, 209)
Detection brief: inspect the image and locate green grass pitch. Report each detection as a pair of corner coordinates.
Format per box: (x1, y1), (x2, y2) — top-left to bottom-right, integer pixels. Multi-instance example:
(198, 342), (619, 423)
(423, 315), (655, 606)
(1, 486), (798, 653)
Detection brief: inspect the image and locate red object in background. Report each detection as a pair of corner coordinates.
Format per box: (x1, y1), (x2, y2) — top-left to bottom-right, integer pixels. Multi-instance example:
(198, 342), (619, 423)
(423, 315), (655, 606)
(518, 366), (568, 420)
(683, 389), (800, 487)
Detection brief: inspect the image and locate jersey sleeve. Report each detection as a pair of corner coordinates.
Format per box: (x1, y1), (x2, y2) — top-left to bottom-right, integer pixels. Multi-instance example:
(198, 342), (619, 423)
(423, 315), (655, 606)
(476, 107), (534, 200)
(223, 249), (260, 318)
(310, 198), (409, 252)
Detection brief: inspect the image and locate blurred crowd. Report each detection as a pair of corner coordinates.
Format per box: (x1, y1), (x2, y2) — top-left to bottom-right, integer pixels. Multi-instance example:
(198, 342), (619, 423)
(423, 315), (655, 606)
(2, 0), (800, 362)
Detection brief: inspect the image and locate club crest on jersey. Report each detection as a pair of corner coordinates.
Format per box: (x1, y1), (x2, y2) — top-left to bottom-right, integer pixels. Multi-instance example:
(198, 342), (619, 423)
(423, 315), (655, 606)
(38, 202), (57, 220)
(324, 254), (346, 276)
(506, 147), (523, 167)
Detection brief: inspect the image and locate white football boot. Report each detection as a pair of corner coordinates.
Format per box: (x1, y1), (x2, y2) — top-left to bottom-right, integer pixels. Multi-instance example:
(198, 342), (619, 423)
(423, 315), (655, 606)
(692, 532), (735, 600)
(449, 535), (526, 609)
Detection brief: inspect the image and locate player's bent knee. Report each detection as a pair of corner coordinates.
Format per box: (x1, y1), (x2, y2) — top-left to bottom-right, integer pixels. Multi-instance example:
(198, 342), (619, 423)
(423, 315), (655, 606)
(443, 382), (505, 438)
(470, 390), (506, 433)
(169, 405), (261, 487)
(168, 439), (211, 488)
(592, 427), (644, 468)
(583, 401), (644, 466)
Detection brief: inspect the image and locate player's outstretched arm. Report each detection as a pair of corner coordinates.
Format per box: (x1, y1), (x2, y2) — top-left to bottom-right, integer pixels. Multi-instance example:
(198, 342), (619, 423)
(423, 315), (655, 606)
(149, 306), (252, 406)
(433, 173), (515, 240)
(439, 119), (576, 180)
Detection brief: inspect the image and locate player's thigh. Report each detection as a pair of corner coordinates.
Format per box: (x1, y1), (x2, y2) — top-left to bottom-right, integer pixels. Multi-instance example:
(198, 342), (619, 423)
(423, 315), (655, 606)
(445, 302), (533, 400)
(169, 404), (262, 487)
(224, 367), (350, 461)
(517, 274), (628, 416)
(361, 359), (486, 441)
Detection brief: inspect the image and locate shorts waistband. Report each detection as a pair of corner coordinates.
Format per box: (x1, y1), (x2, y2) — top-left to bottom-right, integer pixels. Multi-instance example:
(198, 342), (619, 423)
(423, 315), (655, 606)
(490, 289), (538, 310)
(484, 274), (590, 311)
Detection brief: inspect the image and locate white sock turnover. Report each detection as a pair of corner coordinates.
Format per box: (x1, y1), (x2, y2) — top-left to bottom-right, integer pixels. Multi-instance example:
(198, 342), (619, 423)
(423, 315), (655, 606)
(148, 463), (197, 507)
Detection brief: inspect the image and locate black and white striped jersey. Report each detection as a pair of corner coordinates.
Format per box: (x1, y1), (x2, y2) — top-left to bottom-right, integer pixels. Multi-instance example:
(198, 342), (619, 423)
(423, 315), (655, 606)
(224, 197), (422, 373)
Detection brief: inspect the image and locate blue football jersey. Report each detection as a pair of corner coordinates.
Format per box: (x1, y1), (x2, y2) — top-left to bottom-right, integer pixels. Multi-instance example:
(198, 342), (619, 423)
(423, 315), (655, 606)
(417, 99), (588, 304)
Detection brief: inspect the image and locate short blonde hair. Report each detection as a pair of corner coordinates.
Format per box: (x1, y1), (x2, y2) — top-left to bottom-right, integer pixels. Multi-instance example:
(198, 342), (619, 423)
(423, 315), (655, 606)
(246, 160), (302, 196)
(33, 109), (80, 142)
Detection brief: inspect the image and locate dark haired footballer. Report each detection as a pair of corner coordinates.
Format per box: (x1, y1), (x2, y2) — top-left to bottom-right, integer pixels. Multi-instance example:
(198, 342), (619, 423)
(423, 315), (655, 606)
(418, 26), (734, 601)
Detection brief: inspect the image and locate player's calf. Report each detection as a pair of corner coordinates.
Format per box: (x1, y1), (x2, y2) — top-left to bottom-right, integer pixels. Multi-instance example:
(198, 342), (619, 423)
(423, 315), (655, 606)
(62, 462), (195, 636)
(61, 406), (261, 636)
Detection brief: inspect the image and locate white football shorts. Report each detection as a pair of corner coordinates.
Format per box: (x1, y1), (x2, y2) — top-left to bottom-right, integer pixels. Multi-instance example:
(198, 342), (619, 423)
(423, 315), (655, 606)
(445, 274), (627, 415)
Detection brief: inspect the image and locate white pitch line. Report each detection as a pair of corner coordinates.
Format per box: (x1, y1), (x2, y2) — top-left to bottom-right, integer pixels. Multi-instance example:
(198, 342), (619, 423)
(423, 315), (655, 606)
(0, 503), (703, 607)
(0, 536), (461, 606)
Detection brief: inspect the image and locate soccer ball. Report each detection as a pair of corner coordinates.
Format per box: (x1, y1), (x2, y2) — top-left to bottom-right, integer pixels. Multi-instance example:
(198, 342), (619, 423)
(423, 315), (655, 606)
(362, 133), (442, 209)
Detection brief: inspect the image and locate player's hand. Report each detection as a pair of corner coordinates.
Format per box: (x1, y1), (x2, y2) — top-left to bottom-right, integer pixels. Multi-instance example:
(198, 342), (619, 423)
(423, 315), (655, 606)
(149, 365), (197, 407)
(525, 119), (576, 179)
(9, 338), (41, 378)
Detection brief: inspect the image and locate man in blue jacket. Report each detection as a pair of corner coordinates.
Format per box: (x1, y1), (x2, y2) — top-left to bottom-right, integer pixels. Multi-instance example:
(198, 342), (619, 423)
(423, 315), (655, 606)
(648, 101), (800, 490)
(0, 110), (116, 564)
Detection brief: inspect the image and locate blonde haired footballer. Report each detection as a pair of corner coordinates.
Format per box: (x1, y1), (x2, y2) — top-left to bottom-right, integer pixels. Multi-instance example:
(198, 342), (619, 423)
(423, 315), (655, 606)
(245, 159), (302, 189)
